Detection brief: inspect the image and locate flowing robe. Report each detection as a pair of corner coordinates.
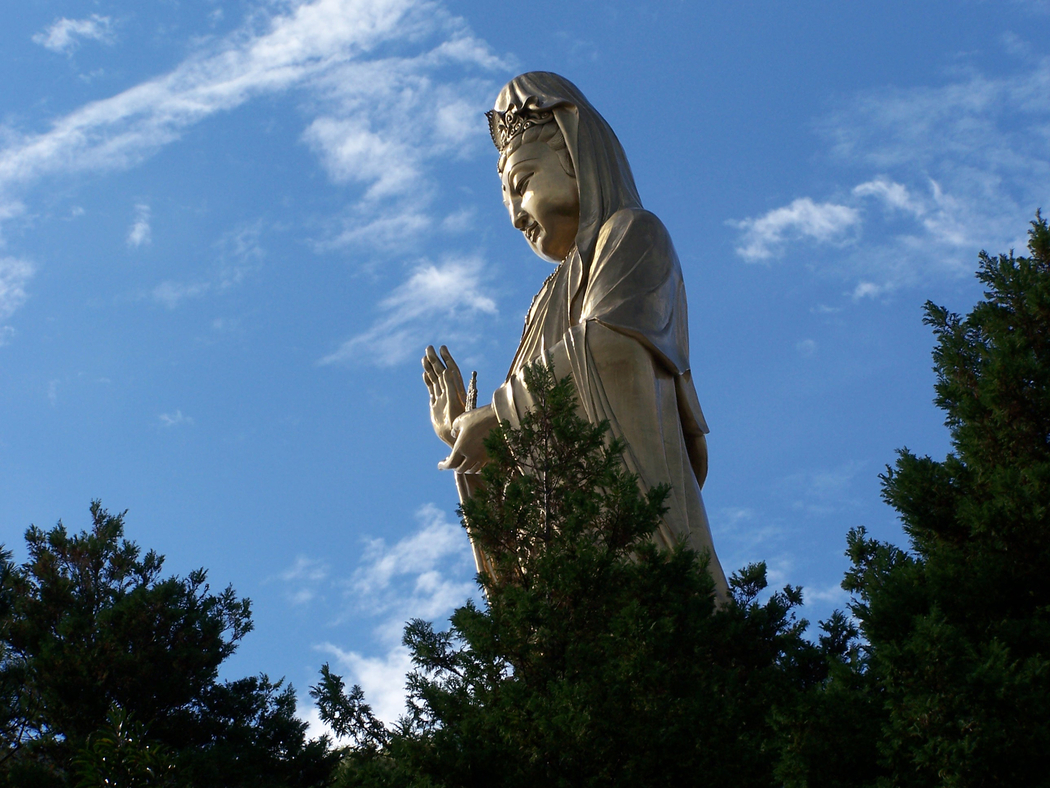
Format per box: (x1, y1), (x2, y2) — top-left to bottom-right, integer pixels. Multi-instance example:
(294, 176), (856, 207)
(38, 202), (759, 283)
(460, 207), (728, 598)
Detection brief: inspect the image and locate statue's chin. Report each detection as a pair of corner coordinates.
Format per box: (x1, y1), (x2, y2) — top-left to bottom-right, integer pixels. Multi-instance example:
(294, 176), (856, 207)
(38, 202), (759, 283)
(530, 237), (573, 264)
(525, 214), (578, 263)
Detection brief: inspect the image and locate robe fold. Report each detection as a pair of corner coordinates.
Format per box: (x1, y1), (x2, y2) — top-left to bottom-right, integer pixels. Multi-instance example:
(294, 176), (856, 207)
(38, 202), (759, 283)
(481, 208), (727, 598)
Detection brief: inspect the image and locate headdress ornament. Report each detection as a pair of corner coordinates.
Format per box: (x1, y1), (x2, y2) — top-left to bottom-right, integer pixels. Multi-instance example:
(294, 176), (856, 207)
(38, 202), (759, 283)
(485, 104), (555, 152)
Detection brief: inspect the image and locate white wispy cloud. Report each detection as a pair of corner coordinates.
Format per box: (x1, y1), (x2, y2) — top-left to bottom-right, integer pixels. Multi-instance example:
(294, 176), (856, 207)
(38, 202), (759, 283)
(153, 281), (211, 309)
(320, 255), (497, 366)
(296, 503), (475, 727)
(281, 555), (331, 583)
(33, 15), (115, 54)
(159, 409), (194, 427)
(1, 256), (34, 343)
(851, 177), (922, 215)
(152, 221), (265, 308)
(731, 50), (1050, 294)
(317, 642), (415, 725)
(731, 198), (860, 262)
(127, 203), (152, 248)
(346, 503), (475, 625)
(4, 0), (507, 342)
(795, 338), (817, 357)
(851, 281), (888, 300)
(441, 207), (476, 233)
(318, 209), (434, 253)
(1, 0), (504, 199)
(779, 462), (863, 518)
(302, 54), (502, 251)
(0, 257), (33, 321)
(276, 556), (331, 605)
(711, 506), (791, 570)
(273, 502), (475, 628)
(304, 117), (418, 201)
(804, 583), (850, 607)
(0, 201), (26, 248)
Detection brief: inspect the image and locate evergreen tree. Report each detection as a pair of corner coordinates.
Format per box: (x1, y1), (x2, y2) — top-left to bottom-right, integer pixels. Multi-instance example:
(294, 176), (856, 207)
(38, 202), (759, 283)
(0, 502), (337, 787)
(779, 214), (1050, 787)
(317, 364), (830, 788)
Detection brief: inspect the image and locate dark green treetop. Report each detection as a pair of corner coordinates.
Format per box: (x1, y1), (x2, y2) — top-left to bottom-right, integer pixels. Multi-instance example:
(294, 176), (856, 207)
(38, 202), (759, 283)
(0, 502), (337, 788)
(317, 364), (834, 788)
(780, 214), (1050, 787)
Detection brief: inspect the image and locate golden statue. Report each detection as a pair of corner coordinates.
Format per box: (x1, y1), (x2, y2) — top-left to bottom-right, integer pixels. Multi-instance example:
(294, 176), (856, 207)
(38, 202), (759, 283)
(422, 72), (727, 597)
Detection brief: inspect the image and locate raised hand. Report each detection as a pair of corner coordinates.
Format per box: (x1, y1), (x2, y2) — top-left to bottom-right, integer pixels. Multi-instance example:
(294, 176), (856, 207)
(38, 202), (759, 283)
(422, 345), (466, 447)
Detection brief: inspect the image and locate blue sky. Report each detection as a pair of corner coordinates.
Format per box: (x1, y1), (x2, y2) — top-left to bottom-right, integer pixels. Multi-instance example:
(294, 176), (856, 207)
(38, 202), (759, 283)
(2, 0), (1048, 729)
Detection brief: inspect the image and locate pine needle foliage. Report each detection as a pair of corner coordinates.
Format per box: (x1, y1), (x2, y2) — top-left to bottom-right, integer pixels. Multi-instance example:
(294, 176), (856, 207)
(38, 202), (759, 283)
(0, 502), (337, 788)
(778, 214), (1050, 787)
(321, 363), (827, 788)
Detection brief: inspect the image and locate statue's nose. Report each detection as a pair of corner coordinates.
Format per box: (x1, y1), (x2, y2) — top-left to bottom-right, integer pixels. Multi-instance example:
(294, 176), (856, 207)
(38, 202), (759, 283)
(510, 202), (529, 230)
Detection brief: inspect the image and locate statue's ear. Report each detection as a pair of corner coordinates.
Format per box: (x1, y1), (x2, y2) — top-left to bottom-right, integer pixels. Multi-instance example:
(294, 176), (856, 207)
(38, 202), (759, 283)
(555, 108), (580, 184)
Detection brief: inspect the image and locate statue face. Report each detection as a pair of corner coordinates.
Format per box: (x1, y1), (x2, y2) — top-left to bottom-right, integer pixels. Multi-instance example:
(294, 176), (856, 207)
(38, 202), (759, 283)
(501, 140), (579, 262)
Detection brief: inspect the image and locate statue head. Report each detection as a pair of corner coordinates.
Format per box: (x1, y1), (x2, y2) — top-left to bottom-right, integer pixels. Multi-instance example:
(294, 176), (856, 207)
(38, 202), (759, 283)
(491, 109), (579, 261)
(488, 72), (642, 269)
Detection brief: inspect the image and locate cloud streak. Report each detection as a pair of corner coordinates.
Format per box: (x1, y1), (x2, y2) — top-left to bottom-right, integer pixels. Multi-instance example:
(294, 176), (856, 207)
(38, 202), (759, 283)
(33, 15), (115, 54)
(277, 556), (331, 605)
(730, 51), (1050, 294)
(127, 204), (152, 248)
(732, 198), (860, 262)
(0, 257), (33, 321)
(159, 409), (194, 427)
(320, 255), (497, 366)
(282, 503), (476, 727)
(1, 256), (33, 344)
(2, 0), (507, 342)
(152, 221), (265, 308)
(346, 503), (476, 625)
(1, 0), (503, 199)
(322, 503), (475, 724)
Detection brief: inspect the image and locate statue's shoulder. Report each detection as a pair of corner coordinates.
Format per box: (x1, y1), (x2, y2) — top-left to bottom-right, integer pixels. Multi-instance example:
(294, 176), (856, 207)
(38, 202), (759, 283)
(602, 207), (672, 241)
(605, 206), (663, 228)
(598, 208), (676, 260)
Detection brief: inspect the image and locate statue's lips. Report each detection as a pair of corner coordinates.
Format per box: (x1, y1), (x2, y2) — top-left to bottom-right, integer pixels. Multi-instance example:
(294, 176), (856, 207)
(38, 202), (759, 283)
(524, 223), (540, 244)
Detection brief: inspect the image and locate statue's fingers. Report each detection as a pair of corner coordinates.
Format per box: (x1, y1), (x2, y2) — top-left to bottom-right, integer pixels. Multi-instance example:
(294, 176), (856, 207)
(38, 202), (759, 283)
(438, 346), (464, 380)
(424, 369), (440, 395)
(423, 373), (437, 403)
(423, 358), (448, 399)
(422, 355), (440, 379)
(441, 371), (463, 403)
(437, 452), (462, 471)
(441, 348), (462, 378)
(422, 364), (442, 394)
(439, 346), (464, 387)
(426, 345), (446, 372)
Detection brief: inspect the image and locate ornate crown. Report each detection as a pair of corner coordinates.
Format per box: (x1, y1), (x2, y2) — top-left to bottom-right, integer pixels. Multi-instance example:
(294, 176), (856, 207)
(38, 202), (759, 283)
(486, 105), (555, 152)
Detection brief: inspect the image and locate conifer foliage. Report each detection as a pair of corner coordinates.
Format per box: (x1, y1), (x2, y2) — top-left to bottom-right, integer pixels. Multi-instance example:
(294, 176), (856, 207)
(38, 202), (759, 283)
(860, 214), (1050, 784)
(317, 364), (830, 788)
(0, 502), (337, 787)
(779, 214), (1050, 787)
